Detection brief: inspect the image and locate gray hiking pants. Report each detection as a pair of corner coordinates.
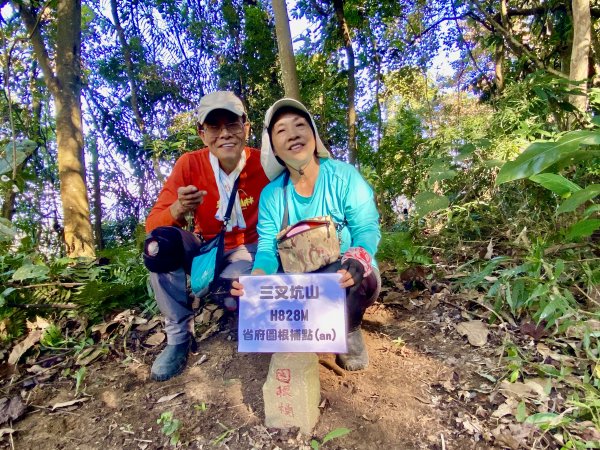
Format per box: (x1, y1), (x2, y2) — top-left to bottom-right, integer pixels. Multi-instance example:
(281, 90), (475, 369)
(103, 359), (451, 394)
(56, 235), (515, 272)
(144, 226), (256, 345)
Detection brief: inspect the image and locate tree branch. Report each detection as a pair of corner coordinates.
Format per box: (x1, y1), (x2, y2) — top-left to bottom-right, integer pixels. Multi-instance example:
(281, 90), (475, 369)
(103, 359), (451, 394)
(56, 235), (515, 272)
(471, 0), (567, 78)
(450, 2), (494, 90)
(11, 2), (59, 95)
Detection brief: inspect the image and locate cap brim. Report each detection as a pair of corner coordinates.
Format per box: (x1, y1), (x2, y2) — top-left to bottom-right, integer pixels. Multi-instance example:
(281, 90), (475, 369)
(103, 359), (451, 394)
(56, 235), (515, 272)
(199, 106), (245, 125)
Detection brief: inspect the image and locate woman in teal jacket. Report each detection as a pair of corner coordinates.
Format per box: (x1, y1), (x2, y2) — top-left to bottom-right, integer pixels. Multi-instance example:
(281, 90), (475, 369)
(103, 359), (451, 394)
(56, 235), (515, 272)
(232, 98), (381, 371)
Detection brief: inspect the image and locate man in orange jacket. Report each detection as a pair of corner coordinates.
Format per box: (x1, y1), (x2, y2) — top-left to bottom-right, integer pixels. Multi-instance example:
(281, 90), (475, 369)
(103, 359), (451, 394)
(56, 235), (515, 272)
(143, 91), (269, 381)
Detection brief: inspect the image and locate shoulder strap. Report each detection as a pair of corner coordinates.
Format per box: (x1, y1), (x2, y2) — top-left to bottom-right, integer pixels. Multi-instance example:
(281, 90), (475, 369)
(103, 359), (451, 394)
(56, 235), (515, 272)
(280, 171), (290, 231)
(221, 176), (240, 231)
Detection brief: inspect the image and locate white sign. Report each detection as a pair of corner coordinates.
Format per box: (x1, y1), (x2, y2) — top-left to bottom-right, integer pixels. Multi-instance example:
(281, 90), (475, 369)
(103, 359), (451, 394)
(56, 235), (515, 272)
(238, 273), (347, 353)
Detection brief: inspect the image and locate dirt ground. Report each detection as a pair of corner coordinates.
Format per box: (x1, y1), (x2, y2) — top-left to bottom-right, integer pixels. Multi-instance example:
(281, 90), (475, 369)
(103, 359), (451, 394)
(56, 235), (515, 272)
(1, 268), (523, 450)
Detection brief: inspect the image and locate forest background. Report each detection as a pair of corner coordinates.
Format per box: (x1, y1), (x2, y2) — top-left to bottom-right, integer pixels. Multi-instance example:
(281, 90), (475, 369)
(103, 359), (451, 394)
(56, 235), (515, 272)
(0, 0), (599, 447)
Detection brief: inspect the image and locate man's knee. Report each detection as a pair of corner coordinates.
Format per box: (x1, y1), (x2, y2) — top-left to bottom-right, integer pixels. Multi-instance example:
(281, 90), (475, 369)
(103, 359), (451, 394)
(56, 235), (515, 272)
(143, 227), (186, 273)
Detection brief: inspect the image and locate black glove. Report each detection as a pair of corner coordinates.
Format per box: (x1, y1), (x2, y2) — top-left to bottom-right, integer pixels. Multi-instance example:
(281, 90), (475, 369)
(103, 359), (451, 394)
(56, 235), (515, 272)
(341, 258), (365, 287)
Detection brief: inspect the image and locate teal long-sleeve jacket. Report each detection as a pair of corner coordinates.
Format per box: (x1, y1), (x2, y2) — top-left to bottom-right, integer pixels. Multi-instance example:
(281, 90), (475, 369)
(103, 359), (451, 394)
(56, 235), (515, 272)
(253, 158), (381, 275)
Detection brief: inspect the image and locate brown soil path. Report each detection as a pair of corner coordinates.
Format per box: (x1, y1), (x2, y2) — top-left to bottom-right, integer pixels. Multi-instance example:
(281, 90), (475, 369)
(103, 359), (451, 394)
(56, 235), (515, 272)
(6, 299), (503, 450)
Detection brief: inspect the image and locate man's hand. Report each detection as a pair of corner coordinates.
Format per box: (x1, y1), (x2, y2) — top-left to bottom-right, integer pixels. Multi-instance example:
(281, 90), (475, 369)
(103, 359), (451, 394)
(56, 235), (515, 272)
(170, 185), (207, 222)
(230, 269), (265, 297)
(337, 258), (365, 289)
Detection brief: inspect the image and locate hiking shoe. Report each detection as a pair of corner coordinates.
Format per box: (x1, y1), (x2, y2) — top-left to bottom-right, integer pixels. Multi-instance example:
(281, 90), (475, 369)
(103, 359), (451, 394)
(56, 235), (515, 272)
(150, 340), (191, 381)
(336, 328), (369, 371)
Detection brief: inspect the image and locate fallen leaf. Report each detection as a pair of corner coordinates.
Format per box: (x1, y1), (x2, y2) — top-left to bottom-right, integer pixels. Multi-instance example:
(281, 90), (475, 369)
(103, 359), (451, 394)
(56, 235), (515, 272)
(484, 238), (494, 259)
(0, 396), (26, 424)
(135, 318), (161, 332)
(195, 309), (213, 324)
(156, 392), (184, 403)
(8, 330), (42, 365)
(76, 347), (109, 366)
(492, 430), (520, 450)
(50, 397), (89, 411)
(520, 322), (548, 340)
(26, 364), (45, 374)
(199, 323), (219, 342)
(536, 343), (575, 365)
(145, 332), (165, 347)
(455, 320), (489, 347)
(458, 416), (483, 435)
(91, 322), (119, 338)
(579, 421), (600, 441)
(499, 379), (550, 402)
(565, 320), (600, 339)
(492, 397), (519, 418)
(26, 316), (51, 331)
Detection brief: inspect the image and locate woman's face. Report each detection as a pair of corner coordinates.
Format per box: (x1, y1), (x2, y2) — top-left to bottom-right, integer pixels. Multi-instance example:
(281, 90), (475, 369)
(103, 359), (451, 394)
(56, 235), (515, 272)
(270, 112), (316, 168)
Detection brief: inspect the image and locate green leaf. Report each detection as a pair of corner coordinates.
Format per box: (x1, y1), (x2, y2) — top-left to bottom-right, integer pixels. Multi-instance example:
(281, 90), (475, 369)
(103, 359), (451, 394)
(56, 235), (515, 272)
(532, 86), (548, 100)
(0, 218), (17, 242)
(429, 169), (457, 182)
(456, 143), (476, 160)
(414, 192), (449, 216)
(583, 204), (600, 217)
(497, 131), (600, 184)
(516, 401), (527, 422)
(12, 264), (50, 281)
(475, 138), (492, 148)
(0, 139), (37, 175)
(557, 185), (600, 215)
(310, 440), (319, 450)
(524, 412), (569, 430)
(565, 219), (600, 240)
(483, 159), (504, 168)
(322, 428), (351, 444)
(1, 287), (14, 297)
(539, 298), (560, 321)
(528, 174), (582, 196)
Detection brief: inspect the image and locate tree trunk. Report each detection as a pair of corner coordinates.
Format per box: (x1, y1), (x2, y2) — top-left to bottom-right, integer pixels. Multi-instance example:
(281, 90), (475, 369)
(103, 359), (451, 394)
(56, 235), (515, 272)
(332, 0), (357, 165)
(494, 41), (505, 93)
(591, 22), (600, 86)
(89, 137), (103, 250)
(272, 0), (301, 100)
(569, 0), (591, 114)
(495, 0), (507, 93)
(15, 0), (95, 258)
(55, 0), (94, 257)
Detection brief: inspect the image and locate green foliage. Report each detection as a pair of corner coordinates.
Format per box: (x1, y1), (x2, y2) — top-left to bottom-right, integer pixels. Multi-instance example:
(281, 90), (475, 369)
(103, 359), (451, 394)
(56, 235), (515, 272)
(0, 140), (37, 175)
(376, 232), (431, 270)
(528, 174), (582, 196)
(414, 192), (449, 217)
(460, 243), (587, 327)
(157, 411), (182, 446)
(310, 428), (351, 449)
(40, 323), (64, 348)
(557, 185), (600, 215)
(497, 130), (600, 184)
(0, 245), (151, 340)
(73, 366), (86, 396)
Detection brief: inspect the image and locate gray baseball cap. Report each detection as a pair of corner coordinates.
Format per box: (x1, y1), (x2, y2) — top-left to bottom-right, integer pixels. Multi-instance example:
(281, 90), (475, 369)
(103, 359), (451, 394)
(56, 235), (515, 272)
(192, 91), (246, 125)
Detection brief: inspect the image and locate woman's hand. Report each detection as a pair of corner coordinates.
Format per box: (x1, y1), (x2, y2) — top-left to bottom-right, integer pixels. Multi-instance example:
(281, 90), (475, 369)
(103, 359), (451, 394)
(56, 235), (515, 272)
(230, 268), (267, 297)
(337, 258), (365, 289)
(230, 280), (245, 297)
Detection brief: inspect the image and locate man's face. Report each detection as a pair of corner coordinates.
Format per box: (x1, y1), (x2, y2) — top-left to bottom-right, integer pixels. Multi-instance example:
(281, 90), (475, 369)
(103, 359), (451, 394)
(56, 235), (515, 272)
(199, 110), (249, 169)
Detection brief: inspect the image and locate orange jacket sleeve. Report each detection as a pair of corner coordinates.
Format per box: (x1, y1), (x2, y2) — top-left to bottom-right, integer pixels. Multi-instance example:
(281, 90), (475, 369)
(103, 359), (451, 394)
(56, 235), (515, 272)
(145, 153), (191, 232)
